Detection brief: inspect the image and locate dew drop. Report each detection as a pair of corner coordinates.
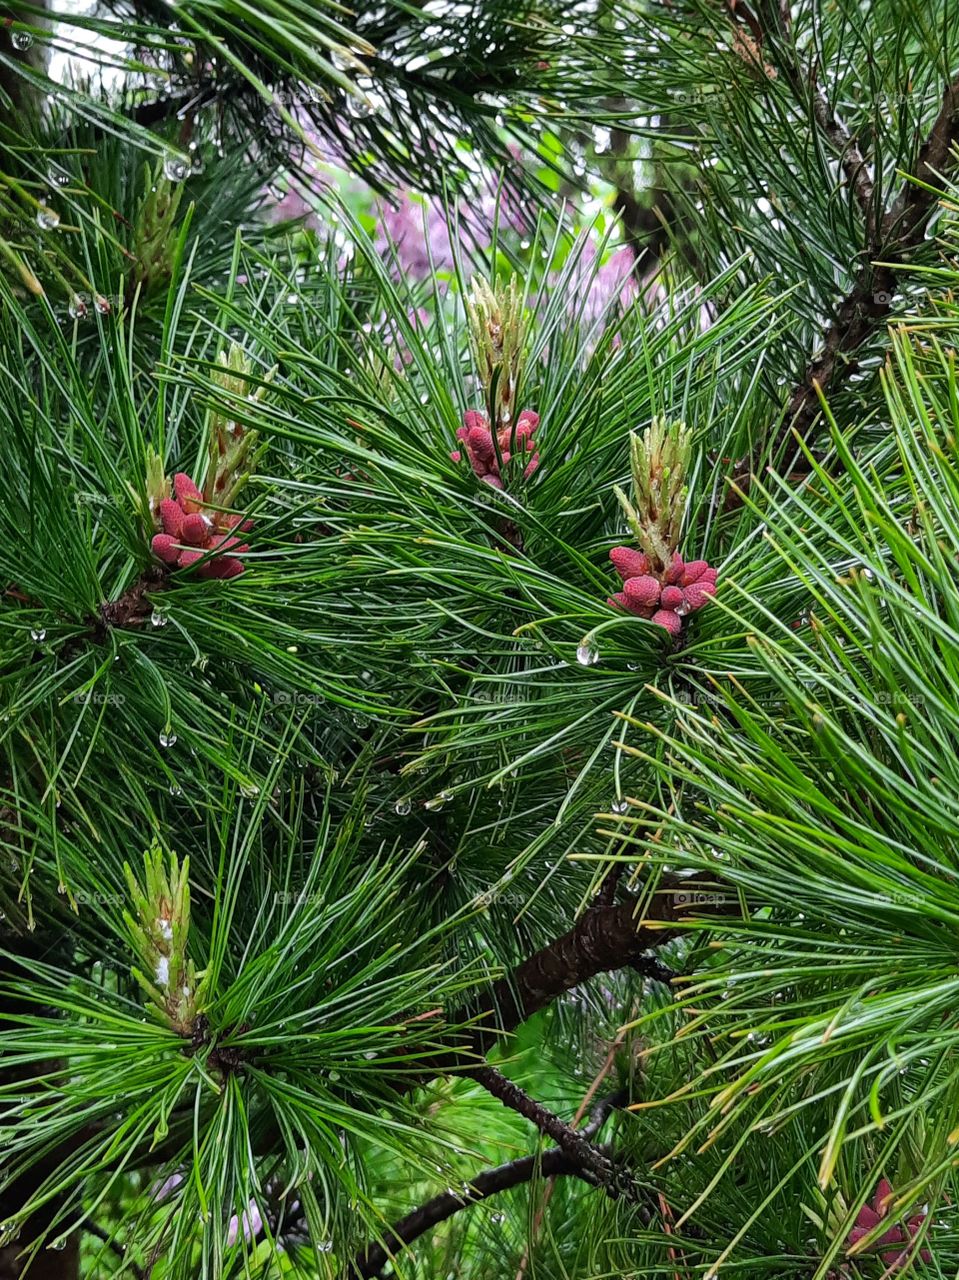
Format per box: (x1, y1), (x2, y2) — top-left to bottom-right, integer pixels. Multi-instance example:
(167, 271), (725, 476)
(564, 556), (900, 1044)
(150, 609), (168, 628)
(163, 153), (189, 182)
(94, 294), (111, 315)
(169, 783), (183, 797)
(30, 628), (46, 642)
(394, 797), (412, 816)
(11, 30), (33, 51)
(318, 1240), (334, 1253)
(611, 798), (628, 814)
(68, 294), (88, 319)
(36, 204), (60, 231)
(241, 783), (260, 799)
(576, 642), (599, 666)
(159, 729), (177, 748)
(425, 790), (452, 811)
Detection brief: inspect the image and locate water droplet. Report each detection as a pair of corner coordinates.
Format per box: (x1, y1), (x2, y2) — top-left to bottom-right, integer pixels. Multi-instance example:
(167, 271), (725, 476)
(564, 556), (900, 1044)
(611, 798), (628, 814)
(68, 294), (88, 319)
(48, 1236), (67, 1252)
(363, 1050), (376, 1059)
(241, 783), (260, 799)
(11, 30), (33, 51)
(36, 204), (60, 231)
(163, 153), (189, 181)
(394, 797), (412, 816)
(328, 1069), (340, 1082)
(576, 642), (599, 666)
(318, 1240), (334, 1253)
(425, 790), (452, 811)
(48, 167), (70, 188)
(169, 783), (183, 797)
(159, 729), (177, 748)
(491, 1211), (506, 1224)
(29, 628), (46, 642)
(151, 609), (168, 628)
(94, 295), (111, 315)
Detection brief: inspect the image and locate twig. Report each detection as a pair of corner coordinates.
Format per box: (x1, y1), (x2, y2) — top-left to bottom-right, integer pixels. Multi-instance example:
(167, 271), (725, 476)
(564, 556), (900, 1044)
(469, 1066), (616, 1184)
(351, 1145), (605, 1279)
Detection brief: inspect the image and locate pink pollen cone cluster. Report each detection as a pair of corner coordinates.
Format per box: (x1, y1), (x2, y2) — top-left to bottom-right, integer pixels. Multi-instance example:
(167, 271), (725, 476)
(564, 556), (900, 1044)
(151, 473), (252, 579)
(607, 547), (716, 635)
(451, 409), (539, 489)
(847, 1180), (931, 1269)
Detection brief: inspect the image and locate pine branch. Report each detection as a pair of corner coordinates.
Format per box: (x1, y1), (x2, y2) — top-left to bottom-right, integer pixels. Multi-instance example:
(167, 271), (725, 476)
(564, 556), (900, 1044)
(728, 0), (876, 221)
(351, 1091), (627, 1279)
(351, 1149), (603, 1280)
(469, 1066), (617, 1184)
(778, 70), (959, 454)
(457, 877), (737, 1063)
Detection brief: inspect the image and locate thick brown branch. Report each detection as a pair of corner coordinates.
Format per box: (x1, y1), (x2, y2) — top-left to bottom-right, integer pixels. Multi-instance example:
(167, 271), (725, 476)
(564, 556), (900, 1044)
(454, 877), (734, 1064)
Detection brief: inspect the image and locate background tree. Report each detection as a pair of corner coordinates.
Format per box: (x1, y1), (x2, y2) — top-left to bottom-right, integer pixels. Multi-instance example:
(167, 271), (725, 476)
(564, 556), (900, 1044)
(2, 2), (959, 1279)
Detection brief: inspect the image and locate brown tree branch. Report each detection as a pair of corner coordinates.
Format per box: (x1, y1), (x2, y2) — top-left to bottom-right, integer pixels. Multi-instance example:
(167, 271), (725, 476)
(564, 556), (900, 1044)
(720, 4), (959, 493)
(779, 71), (959, 454)
(469, 1067), (617, 1184)
(352, 1147), (604, 1279)
(351, 1091), (628, 1279)
(447, 876), (735, 1067)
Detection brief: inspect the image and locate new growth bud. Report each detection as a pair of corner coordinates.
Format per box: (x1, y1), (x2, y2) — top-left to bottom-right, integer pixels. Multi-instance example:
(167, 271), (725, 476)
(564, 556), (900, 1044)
(466, 274), (527, 440)
(614, 418), (692, 574)
(123, 839), (207, 1035)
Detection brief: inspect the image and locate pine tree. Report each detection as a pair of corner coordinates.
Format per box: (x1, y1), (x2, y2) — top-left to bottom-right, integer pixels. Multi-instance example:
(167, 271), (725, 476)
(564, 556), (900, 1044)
(2, 1), (959, 1278)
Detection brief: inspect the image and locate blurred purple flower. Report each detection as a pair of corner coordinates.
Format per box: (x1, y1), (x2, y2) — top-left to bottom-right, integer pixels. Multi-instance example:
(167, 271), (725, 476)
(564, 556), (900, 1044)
(565, 239), (638, 334)
(227, 1199), (264, 1247)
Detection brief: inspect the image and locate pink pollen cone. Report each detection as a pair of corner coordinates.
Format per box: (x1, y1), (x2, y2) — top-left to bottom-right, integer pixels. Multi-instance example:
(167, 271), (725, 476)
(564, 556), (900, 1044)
(683, 581), (716, 611)
(623, 575), (661, 609)
(663, 553), (685, 585)
(608, 592), (629, 611)
(152, 533), (180, 565)
(180, 513), (209, 546)
(660, 585), (684, 610)
(450, 450), (462, 462)
(158, 498), (184, 537)
(173, 472), (202, 511)
(467, 426), (495, 462)
(652, 608), (682, 635)
(609, 547), (651, 580)
(680, 560), (710, 586)
(177, 548), (204, 569)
